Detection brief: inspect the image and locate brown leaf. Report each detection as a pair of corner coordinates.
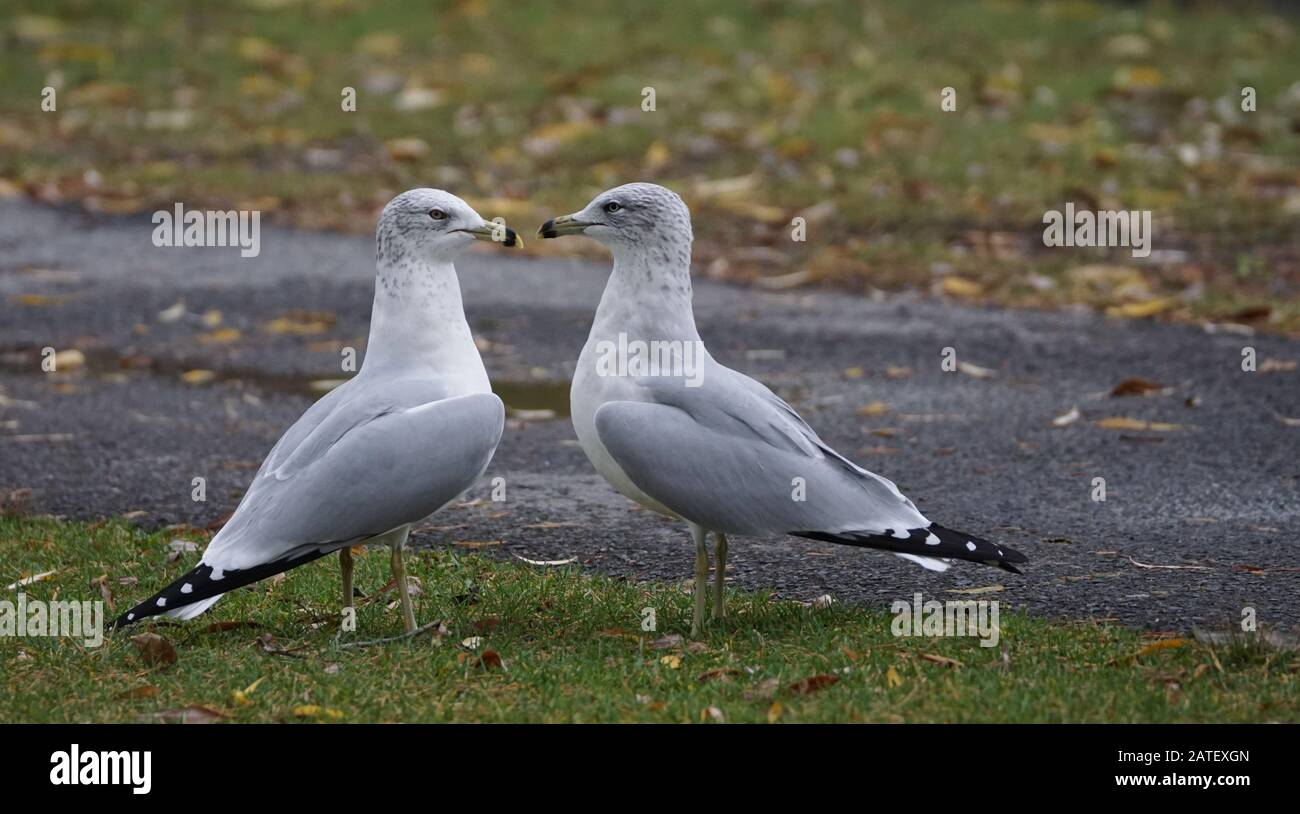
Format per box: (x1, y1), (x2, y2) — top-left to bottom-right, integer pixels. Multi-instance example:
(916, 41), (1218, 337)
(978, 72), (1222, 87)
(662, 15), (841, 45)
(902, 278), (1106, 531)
(114, 685), (158, 700)
(1110, 378), (1169, 397)
(919, 653), (964, 668)
(785, 674), (839, 695)
(474, 650), (505, 671)
(130, 632), (177, 668)
(696, 668), (741, 683)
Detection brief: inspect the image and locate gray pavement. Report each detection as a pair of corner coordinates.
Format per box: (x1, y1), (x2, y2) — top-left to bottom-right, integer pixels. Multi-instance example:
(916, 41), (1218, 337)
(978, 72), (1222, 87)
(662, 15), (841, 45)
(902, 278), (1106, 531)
(1, 199), (1297, 631)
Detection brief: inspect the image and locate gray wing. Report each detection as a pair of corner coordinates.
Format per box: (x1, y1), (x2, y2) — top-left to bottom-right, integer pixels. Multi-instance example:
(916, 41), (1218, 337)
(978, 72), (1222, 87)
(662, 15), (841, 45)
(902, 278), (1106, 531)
(592, 362), (929, 538)
(204, 378), (504, 571)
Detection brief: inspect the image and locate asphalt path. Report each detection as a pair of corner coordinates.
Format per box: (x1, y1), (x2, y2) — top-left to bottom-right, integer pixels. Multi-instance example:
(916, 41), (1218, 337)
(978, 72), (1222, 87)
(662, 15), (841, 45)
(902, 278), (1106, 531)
(1, 199), (1297, 631)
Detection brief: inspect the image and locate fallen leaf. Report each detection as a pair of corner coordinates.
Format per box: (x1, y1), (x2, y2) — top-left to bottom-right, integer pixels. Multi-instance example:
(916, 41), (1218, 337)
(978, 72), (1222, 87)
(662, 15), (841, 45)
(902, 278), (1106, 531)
(114, 685), (158, 700)
(855, 401), (889, 416)
(766, 701), (784, 723)
(474, 650), (505, 671)
(786, 674), (839, 695)
(660, 655), (682, 669)
(1106, 298), (1178, 319)
(1136, 638), (1190, 657)
(700, 705), (725, 722)
(292, 705), (345, 720)
(231, 676), (265, 705)
(1110, 378), (1170, 397)
(1094, 417), (1183, 432)
(885, 366), (912, 379)
(6, 569), (58, 589)
(885, 665), (903, 688)
(697, 668), (741, 683)
(744, 677), (782, 701)
(180, 369), (216, 385)
(130, 633), (177, 668)
(461, 636), (483, 650)
(920, 653), (963, 668)
(940, 276), (984, 298)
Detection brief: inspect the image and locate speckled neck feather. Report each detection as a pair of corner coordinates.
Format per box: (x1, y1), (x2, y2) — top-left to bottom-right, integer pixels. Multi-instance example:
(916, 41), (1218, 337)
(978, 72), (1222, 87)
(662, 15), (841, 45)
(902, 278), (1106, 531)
(592, 186), (700, 343)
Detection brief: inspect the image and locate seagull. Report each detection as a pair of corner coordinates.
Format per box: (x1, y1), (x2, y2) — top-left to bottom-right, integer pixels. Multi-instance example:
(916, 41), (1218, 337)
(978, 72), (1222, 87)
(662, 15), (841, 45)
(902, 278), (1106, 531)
(113, 189), (518, 634)
(540, 183), (1026, 636)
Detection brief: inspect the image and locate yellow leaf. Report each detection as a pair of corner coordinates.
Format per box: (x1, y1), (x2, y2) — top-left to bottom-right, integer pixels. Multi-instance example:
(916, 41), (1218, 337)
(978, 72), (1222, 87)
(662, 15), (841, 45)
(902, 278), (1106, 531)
(1094, 417), (1183, 432)
(292, 705), (344, 720)
(180, 369), (216, 385)
(766, 701), (784, 723)
(196, 328), (240, 344)
(660, 655), (682, 670)
(885, 665), (903, 688)
(1106, 298), (1178, 319)
(940, 276), (984, 298)
(1136, 638), (1189, 657)
(842, 367), (866, 380)
(856, 400), (889, 416)
(231, 676), (265, 706)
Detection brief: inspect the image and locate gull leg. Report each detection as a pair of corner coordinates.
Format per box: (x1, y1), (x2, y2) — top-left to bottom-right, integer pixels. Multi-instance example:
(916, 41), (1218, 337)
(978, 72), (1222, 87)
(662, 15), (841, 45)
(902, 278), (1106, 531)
(340, 547), (355, 611)
(713, 532), (728, 621)
(387, 528), (417, 633)
(691, 523), (709, 638)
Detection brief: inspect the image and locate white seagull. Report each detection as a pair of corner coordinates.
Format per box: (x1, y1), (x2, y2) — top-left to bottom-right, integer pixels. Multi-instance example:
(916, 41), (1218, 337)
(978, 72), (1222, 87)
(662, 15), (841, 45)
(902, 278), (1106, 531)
(540, 183), (1026, 636)
(114, 189), (517, 633)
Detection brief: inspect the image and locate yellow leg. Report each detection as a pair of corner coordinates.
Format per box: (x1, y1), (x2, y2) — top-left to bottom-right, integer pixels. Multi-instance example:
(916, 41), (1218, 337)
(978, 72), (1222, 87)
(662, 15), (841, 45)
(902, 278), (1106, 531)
(340, 547), (355, 610)
(389, 542), (417, 634)
(691, 524), (709, 638)
(713, 532), (727, 620)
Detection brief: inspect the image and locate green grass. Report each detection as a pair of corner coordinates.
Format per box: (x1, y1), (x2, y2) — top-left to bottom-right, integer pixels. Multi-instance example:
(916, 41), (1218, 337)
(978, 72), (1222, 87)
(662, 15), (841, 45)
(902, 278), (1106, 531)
(1, 515), (1295, 723)
(1, 1), (1298, 330)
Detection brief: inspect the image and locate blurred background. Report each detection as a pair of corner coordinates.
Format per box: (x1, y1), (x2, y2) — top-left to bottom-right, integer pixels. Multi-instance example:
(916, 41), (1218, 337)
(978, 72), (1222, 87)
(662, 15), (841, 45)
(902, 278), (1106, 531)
(1, 0), (1298, 329)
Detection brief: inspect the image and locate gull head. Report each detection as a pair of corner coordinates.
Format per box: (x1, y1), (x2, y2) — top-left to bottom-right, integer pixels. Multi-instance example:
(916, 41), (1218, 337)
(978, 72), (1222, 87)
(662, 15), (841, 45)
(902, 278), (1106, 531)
(377, 188), (520, 264)
(537, 182), (692, 255)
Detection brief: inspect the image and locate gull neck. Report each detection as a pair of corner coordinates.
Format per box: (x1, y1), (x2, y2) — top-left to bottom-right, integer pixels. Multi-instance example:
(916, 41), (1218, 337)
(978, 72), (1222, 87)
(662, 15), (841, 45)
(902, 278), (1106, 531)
(590, 241), (701, 344)
(363, 255), (487, 390)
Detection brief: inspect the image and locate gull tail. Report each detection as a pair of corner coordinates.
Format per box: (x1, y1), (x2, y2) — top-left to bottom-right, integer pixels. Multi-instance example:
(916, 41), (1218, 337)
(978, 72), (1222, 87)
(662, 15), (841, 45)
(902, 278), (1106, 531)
(110, 548), (332, 630)
(791, 523), (1027, 574)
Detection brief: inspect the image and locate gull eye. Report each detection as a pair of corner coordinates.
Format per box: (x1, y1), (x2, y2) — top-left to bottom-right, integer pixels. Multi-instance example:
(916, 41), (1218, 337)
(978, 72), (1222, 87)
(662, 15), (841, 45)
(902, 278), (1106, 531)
(603, 201), (621, 214)
(429, 209), (447, 220)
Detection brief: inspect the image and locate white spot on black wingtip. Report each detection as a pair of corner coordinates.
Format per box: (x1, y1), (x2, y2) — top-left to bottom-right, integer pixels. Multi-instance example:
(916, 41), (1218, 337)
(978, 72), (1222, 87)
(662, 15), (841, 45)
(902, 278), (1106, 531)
(156, 597), (167, 607)
(925, 533), (940, 546)
(966, 541), (977, 551)
(181, 583), (192, 594)
(127, 613), (135, 620)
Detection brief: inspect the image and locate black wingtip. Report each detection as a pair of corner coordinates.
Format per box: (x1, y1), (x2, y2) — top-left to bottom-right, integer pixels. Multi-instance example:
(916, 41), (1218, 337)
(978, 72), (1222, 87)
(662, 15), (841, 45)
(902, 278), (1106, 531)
(792, 523), (1028, 573)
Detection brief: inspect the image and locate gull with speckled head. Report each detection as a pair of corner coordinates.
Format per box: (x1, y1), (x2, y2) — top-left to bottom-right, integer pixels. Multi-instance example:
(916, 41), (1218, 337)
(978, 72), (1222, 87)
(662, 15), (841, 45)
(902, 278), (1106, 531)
(540, 183), (1026, 636)
(114, 189), (519, 634)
